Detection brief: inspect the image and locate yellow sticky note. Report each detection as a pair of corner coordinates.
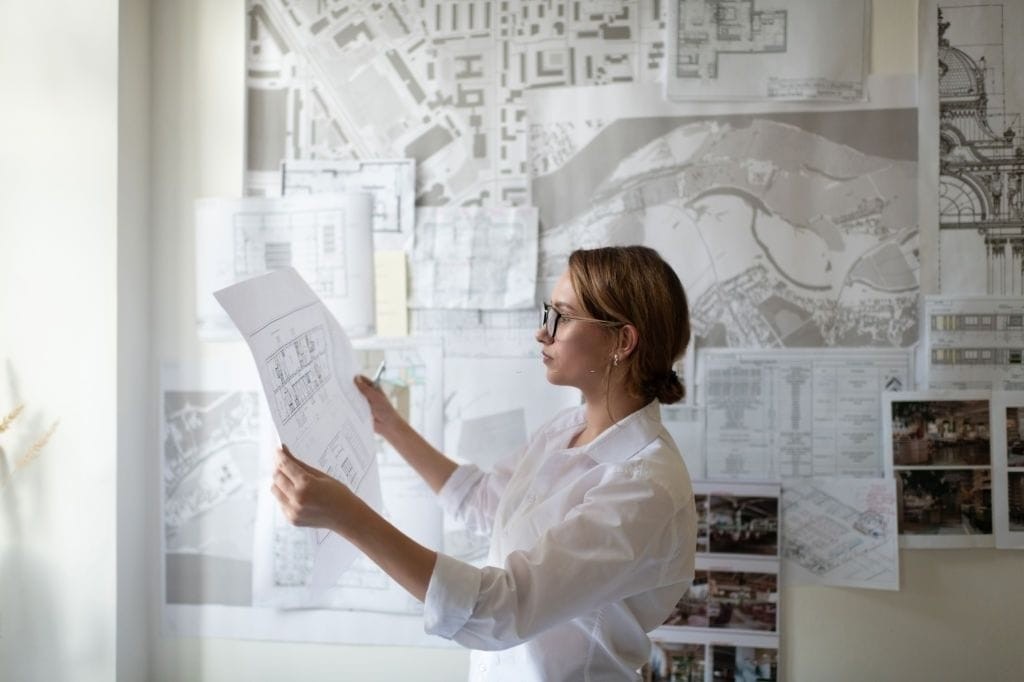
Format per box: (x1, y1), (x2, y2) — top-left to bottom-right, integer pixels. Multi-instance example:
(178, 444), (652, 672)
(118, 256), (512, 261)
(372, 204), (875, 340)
(374, 250), (408, 337)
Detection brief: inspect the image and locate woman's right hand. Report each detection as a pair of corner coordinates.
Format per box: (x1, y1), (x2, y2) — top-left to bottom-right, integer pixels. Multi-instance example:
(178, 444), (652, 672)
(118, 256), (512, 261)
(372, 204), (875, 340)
(354, 374), (405, 438)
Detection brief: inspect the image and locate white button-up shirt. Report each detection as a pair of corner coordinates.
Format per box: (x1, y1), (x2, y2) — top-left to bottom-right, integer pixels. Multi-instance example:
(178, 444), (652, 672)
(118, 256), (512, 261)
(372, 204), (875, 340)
(424, 401), (697, 681)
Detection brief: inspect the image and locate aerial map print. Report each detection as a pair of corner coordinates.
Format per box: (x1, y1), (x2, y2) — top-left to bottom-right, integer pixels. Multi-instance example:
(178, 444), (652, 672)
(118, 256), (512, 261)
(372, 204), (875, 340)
(530, 85), (919, 348)
(245, 0), (665, 204)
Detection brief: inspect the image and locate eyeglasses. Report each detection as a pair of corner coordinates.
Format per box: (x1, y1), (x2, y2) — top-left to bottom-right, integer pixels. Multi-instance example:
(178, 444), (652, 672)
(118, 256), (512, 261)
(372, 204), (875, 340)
(541, 302), (622, 339)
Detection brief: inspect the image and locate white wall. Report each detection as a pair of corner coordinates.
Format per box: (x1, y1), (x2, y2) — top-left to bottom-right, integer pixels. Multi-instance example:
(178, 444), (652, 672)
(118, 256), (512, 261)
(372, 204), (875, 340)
(0, 1), (120, 680)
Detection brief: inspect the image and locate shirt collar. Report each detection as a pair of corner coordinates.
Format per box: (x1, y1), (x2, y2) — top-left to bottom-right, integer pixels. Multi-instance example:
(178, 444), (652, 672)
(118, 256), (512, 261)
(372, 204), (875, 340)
(554, 401), (664, 464)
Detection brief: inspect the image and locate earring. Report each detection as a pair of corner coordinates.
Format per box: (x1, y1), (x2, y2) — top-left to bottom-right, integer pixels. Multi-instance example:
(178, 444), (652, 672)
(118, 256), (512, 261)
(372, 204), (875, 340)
(613, 353), (619, 367)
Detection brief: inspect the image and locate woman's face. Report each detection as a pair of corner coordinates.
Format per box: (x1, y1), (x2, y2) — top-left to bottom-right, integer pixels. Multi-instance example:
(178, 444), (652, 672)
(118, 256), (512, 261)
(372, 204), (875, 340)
(536, 270), (615, 392)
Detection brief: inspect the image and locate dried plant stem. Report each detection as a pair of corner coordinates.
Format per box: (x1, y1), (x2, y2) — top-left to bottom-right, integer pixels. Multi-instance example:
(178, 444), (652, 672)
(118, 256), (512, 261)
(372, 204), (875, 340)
(0, 419), (59, 492)
(0, 404), (24, 434)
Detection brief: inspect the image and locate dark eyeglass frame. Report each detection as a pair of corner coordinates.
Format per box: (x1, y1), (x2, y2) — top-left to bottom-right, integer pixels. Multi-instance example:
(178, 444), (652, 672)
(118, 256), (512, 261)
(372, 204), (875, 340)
(541, 302), (622, 339)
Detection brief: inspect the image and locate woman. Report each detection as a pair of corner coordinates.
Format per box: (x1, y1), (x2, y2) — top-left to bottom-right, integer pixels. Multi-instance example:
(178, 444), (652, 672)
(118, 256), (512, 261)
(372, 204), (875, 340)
(272, 246), (697, 680)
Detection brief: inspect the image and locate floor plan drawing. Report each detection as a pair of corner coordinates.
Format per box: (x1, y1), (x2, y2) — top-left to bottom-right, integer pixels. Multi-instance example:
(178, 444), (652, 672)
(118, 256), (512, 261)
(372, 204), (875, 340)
(674, 0), (787, 80)
(281, 159), (416, 251)
(197, 194), (375, 340)
(781, 477), (899, 590)
(409, 207), (538, 309)
(665, 0), (868, 101)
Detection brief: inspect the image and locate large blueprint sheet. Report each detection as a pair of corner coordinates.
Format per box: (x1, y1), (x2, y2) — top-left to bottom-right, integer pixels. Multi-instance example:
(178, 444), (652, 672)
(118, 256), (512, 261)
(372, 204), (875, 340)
(280, 159), (415, 252)
(251, 338), (445, 611)
(196, 193), (375, 340)
(924, 296), (1024, 390)
(409, 206), (538, 310)
(665, 0), (868, 101)
(781, 477), (899, 590)
(214, 267), (382, 597)
(701, 348), (913, 479)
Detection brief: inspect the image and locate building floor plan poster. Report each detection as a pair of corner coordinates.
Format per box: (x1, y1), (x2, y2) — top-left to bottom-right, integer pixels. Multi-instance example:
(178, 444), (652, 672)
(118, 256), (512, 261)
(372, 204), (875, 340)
(883, 391), (995, 549)
(196, 193), (375, 340)
(244, 0), (667, 204)
(990, 392), (1024, 549)
(650, 481), (780, 682)
(923, 296), (1024, 391)
(665, 0), (868, 102)
(250, 338), (446, 612)
(527, 76), (919, 350)
(215, 267), (383, 595)
(280, 159), (415, 252)
(919, 1), (1024, 295)
(408, 207), (538, 310)
(781, 477), (899, 590)
(700, 348), (913, 479)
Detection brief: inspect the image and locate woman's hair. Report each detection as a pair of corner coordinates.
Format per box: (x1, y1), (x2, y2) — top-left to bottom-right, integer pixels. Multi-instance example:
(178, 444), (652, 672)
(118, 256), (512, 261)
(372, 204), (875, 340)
(568, 245), (690, 404)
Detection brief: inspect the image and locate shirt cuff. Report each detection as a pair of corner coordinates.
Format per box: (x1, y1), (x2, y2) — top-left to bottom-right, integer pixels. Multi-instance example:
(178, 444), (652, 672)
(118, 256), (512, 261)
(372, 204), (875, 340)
(437, 463), (484, 517)
(423, 552), (482, 640)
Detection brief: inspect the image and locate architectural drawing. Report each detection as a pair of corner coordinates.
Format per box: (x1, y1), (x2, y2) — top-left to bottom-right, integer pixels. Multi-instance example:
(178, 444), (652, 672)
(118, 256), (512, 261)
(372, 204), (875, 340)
(700, 349), (913, 479)
(666, 0), (867, 101)
(250, 338), (445, 613)
(216, 267), (382, 595)
(281, 159), (415, 251)
(528, 79), (919, 349)
(245, 0), (667, 205)
(923, 296), (1024, 390)
(781, 477), (899, 590)
(196, 194), (375, 340)
(162, 389), (261, 607)
(409, 207), (538, 309)
(936, 3), (1024, 294)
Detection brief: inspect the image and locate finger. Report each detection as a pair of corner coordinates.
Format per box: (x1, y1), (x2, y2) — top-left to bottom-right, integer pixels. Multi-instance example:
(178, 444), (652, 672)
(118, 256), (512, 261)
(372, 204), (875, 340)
(273, 469), (295, 497)
(279, 444), (319, 476)
(270, 481), (291, 508)
(276, 450), (306, 485)
(354, 375), (382, 395)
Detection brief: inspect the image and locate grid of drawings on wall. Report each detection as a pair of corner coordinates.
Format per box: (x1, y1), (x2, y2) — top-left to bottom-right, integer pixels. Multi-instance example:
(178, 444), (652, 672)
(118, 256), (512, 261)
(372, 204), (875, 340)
(883, 391), (995, 549)
(647, 481), (781, 682)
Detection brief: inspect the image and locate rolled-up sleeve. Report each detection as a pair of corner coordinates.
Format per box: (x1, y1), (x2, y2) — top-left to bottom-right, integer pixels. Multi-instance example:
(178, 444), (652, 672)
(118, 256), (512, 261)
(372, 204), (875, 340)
(424, 471), (694, 650)
(437, 450), (520, 537)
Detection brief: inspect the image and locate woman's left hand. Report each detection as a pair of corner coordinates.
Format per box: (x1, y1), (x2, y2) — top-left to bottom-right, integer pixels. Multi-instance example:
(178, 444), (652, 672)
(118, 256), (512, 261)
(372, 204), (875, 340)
(271, 444), (354, 533)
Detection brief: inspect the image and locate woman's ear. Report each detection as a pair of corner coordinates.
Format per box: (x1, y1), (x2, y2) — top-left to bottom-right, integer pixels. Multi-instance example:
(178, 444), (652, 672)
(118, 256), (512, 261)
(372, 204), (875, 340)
(618, 324), (639, 359)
